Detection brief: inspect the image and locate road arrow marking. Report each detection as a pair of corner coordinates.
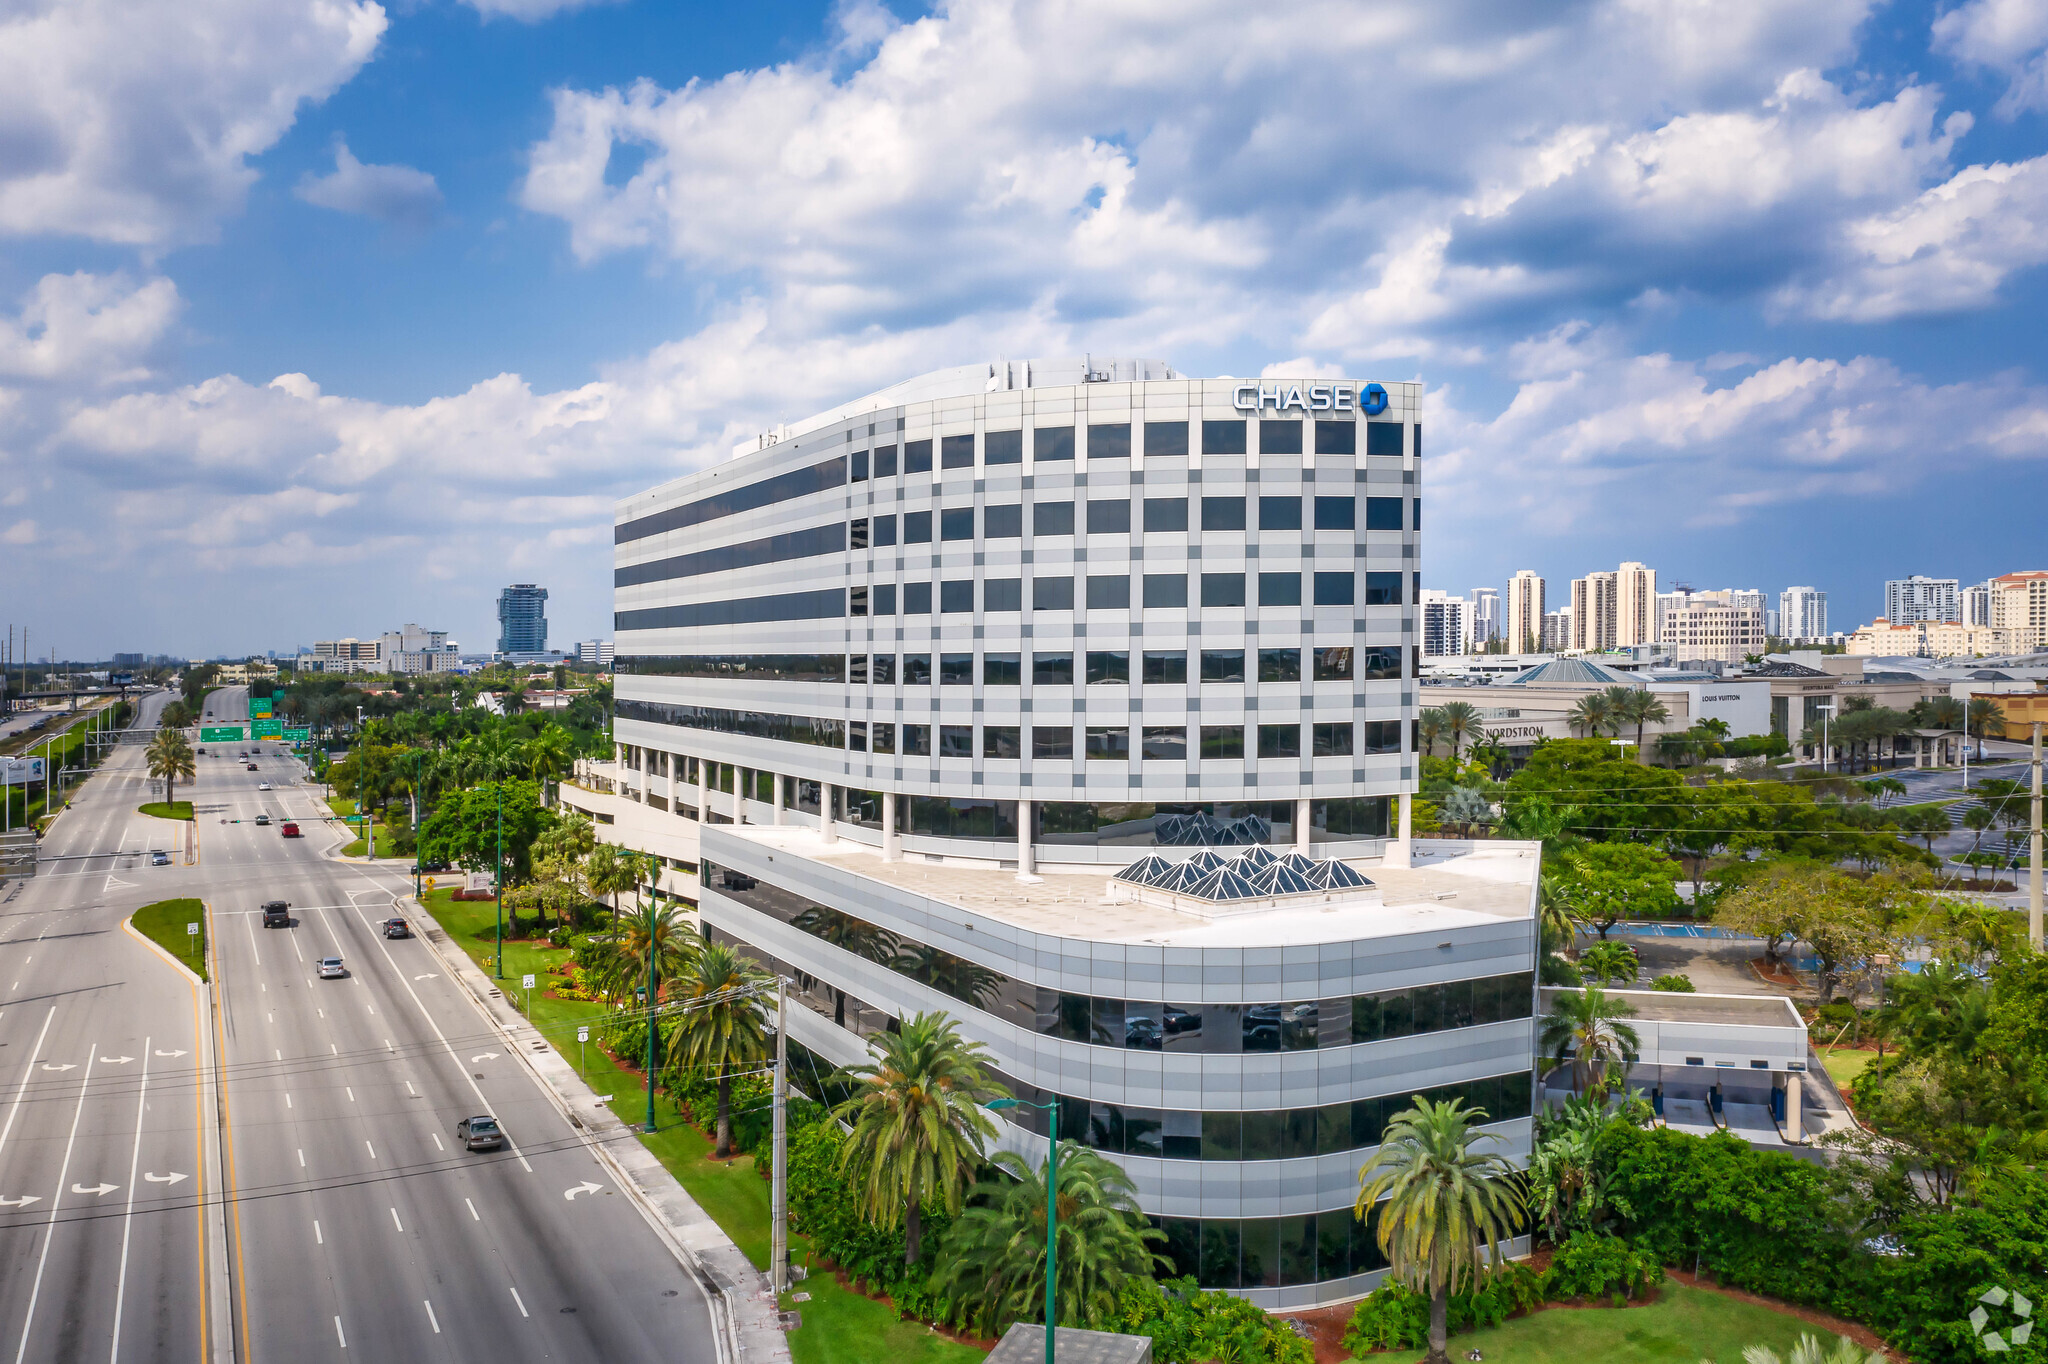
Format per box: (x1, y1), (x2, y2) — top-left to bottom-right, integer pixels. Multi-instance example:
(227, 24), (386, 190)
(563, 1181), (603, 1201)
(71, 1183), (117, 1196)
(0, 1196), (40, 1208)
(100, 1056), (134, 1065)
(40, 1063), (75, 1072)
(413, 973), (438, 980)
(153, 1049), (187, 1058)
(143, 1172), (188, 1186)
(470, 1052), (500, 1062)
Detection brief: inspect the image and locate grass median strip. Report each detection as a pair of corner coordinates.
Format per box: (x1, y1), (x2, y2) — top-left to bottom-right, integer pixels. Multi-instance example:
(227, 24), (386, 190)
(138, 800), (195, 820)
(132, 897), (209, 981)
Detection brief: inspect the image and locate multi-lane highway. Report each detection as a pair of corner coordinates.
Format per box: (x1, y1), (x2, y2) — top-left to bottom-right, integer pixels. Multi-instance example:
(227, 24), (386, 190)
(1, 688), (722, 1361)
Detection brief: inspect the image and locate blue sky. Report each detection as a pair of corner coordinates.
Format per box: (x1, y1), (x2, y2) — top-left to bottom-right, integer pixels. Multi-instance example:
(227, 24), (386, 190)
(3, 0), (2047, 658)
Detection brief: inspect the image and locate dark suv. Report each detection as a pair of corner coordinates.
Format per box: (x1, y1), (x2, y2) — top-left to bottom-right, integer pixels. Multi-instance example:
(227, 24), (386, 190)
(455, 1116), (504, 1151)
(261, 901), (290, 928)
(382, 917), (410, 939)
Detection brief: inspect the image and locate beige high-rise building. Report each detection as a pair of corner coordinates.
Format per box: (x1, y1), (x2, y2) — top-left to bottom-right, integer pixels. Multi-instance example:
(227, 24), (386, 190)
(1507, 570), (1546, 653)
(1616, 562), (1656, 646)
(1570, 572), (1619, 651)
(1989, 571), (2048, 652)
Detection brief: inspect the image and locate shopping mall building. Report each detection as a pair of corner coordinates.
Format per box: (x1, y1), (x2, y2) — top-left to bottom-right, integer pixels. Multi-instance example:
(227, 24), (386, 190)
(572, 358), (1541, 1307)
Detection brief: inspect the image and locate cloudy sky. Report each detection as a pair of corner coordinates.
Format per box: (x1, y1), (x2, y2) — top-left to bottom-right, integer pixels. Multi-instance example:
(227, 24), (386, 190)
(5, 0), (2047, 659)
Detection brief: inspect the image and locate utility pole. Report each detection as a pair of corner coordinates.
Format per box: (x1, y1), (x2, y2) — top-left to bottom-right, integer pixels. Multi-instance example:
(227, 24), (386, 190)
(771, 975), (788, 1295)
(2030, 721), (2042, 953)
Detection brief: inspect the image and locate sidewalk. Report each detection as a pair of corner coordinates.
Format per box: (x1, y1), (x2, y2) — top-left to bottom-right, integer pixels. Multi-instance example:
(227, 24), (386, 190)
(410, 903), (793, 1364)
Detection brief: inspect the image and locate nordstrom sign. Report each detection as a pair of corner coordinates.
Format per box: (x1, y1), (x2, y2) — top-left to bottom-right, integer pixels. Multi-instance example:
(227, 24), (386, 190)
(1231, 381), (1388, 416)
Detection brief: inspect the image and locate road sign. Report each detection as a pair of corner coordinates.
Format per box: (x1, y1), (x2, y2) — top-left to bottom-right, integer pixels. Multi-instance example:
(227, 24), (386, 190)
(186, 923), (197, 935)
(522, 973), (536, 990)
(199, 726), (244, 744)
(247, 697), (273, 719)
(252, 719), (283, 740)
(577, 1026), (589, 1043)
(282, 727), (311, 742)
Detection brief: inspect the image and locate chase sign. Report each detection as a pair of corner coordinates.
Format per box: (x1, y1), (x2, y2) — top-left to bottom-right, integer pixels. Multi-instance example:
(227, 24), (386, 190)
(1232, 381), (1389, 416)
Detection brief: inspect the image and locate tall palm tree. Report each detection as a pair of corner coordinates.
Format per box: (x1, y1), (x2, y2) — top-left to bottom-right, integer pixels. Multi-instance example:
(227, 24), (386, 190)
(145, 728), (196, 809)
(1355, 1097), (1527, 1364)
(1417, 707), (1447, 758)
(1610, 688), (1669, 754)
(1436, 701), (1483, 763)
(664, 942), (771, 1157)
(1565, 693), (1612, 739)
(159, 700), (195, 731)
(585, 842), (637, 929)
(934, 1143), (1166, 1337)
(1539, 987), (1641, 1096)
(594, 899), (700, 1010)
(1966, 697), (2001, 760)
(525, 725), (572, 782)
(833, 1012), (1006, 1265)
(1536, 874), (1583, 956)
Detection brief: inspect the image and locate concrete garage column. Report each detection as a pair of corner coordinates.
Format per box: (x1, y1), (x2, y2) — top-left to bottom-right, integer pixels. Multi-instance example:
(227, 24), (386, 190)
(1016, 798), (1038, 881)
(772, 774), (785, 827)
(1294, 798), (1311, 854)
(882, 791), (900, 861)
(821, 785), (838, 845)
(1786, 1072), (1803, 1142)
(736, 767), (749, 825)
(699, 758), (711, 828)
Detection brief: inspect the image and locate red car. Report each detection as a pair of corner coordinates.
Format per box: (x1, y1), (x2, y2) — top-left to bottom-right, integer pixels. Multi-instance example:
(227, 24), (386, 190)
(280, 822), (301, 838)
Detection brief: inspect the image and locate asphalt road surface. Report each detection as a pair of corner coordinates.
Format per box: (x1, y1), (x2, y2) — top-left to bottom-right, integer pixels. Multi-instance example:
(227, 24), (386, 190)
(1, 688), (720, 1362)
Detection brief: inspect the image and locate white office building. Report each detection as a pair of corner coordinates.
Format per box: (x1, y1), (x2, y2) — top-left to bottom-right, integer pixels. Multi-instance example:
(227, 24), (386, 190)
(1470, 588), (1501, 647)
(1779, 587), (1827, 643)
(1418, 590), (1471, 657)
(1885, 575), (1960, 625)
(595, 358), (1537, 1306)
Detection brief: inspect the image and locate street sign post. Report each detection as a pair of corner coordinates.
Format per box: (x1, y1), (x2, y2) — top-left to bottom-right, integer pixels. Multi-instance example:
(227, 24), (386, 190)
(523, 972), (536, 1014)
(186, 921), (199, 971)
(577, 1024), (589, 1074)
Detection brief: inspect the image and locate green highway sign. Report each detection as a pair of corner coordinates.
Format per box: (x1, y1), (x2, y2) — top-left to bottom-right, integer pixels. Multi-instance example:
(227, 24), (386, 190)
(248, 696), (274, 718)
(282, 727), (312, 742)
(253, 718), (284, 740)
(200, 726), (245, 743)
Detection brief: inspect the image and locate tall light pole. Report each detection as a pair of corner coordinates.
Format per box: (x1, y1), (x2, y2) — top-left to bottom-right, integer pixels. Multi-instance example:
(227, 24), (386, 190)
(1816, 703), (1835, 774)
(986, 1096), (1059, 1364)
(494, 782), (505, 979)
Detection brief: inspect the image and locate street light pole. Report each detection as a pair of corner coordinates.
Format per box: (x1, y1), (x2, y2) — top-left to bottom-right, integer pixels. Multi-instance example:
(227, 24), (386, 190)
(494, 782), (504, 979)
(642, 907), (657, 1135)
(771, 975), (788, 1295)
(987, 1095), (1059, 1364)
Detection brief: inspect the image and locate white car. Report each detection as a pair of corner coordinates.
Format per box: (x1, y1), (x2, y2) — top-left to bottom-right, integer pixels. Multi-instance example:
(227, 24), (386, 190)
(317, 956), (346, 979)
(257, 782), (271, 790)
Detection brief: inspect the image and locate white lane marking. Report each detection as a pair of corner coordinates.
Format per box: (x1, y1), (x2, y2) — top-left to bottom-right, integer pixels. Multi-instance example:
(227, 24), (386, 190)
(424, 1300), (440, 1334)
(564, 1181), (602, 1201)
(329, 1044), (337, 1056)
(40, 1063), (75, 1072)
(274, 1051), (280, 1061)
(470, 1053), (500, 1062)
(244, 911), (260, 968)
(465, 1197), (478, 1221)
(365, 1140), (376, 1161)
(314, 1220), (322, 1244)
(260, 984), (265, 993)
(345, 1087), (354, 1103)
(334, 1316), (345, 1349)
(431, 1132), (443, 1151)
(413, 973), (438, 980)
(509, 1286), (529, 1319)
(284, 1094), (292, 1109)
(13, 1042), (97, 1364)
(109, 1037), (153, 1364)
(385, 1040), (394, 1054)
(390, 1207), (403, 1232)
(266, 1014), (272, 1024)
(141, 1172), (186, 1185)
(100, 1056), (134, 1065)
(71, 1183), (117, 1196)
(367, 1006), (375, 1016)
(317, 1008), (324, 1019)
(297, 1150), (305, 1168)
(290, 934), (303, 963)
(153, 1049), (186, 1058)
(0, 1008), (57, 1165)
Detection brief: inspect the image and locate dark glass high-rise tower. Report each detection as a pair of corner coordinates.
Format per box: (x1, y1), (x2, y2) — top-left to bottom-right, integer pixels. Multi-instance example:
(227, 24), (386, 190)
(497, 583), (549, 654)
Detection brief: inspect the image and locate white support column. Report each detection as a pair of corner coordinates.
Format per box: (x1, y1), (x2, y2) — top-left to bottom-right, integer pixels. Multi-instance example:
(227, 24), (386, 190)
(882, 791), (900, 861)
(772, 773), (785, 827)
(736, 767), (749, 825)
(698, 758), (711, 829)
(821, 784), (838, 844)
(1385, 791), (1414, 868)
(1017, 798), (1038, 881)
(1294, 797), (1311, 854)
(1785, 1072), (1803, 1143)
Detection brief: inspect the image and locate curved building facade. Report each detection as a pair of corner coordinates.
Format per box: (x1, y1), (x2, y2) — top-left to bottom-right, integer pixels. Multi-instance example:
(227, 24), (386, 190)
(607, 359), (1537, 1308)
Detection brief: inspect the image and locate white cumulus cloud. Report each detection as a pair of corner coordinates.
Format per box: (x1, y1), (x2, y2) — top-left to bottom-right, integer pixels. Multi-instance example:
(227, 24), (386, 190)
(295, 141), (443, 230)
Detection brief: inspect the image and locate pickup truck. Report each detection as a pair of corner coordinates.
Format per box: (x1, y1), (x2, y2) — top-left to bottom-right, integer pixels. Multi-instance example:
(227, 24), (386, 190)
(261, 901), (290, 928)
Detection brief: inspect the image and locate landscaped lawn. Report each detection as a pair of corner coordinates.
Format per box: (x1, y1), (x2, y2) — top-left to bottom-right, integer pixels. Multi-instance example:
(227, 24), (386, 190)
(326, 796), (400, 857)
(132, 897), (208, 980)
(138, 800), (194, 820)
(1366, 1281), (1861, 1363)
(1820, 1048), (1878, 1092)
(410, 888), (986, 1364)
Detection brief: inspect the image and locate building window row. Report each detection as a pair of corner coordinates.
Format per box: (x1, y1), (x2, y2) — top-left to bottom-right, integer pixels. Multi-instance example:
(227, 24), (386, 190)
(848, 420), (1409, 477)
(856, 495), (1410, 546)
(615, 647), (1404, 686)
(616, 522), (846, 587)
(616, 456), (846, 545)
(614, 654), (848, 682)
(849, 572), (1406, 617)
(704, 866), (1530, 1052)
(615, 588), (844, 634)
(843, 721), (1400, 761)
(614, 699), (845, 749)
(755, 790), (1391, 846)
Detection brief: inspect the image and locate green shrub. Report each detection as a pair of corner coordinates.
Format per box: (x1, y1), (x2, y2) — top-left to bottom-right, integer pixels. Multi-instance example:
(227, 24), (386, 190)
(1650, 973), (1697, 992)
(1340, 1263), (1543, 1354)
(1122, 1277), (1313, 1364)
(1541, 1231), (1664, 1301)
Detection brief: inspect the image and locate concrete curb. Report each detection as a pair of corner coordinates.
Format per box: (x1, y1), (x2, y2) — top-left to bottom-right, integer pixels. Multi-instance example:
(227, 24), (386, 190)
(407, 905), (792, 1364)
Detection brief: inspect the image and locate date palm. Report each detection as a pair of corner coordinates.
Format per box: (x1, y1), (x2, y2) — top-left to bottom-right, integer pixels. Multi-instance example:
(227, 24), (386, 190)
(1417, 707), (1447, 758)
(592, 899), (699, 1011)
(145, 728), (196, 809)
(1539, 986), (1640, 1095)
(1436, 701), (1483, 762)
(664, 942), (771, 1157)
(834, 1012), (1006, 1266)
(1356, 1097), (1527, 1364)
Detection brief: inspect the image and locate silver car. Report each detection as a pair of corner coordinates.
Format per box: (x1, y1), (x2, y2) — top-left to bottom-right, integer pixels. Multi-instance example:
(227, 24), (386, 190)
(316, 956), (346, 979)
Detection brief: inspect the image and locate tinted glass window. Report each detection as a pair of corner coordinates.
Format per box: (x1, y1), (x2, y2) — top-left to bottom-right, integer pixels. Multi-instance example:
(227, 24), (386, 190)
(1201, 496), (1246, 531)
(1087, 423), (1130, 460)
(1201, 725), (1245, 758)
(873, 722), (895, 754)
(940, 579), (974, 612)
(1202, 419), (1247, 455)
(1087, 499), (1130, 534)
(1315, 496), (1356, 530)
(873, 444), (898, 477)
(1362, 720), (1401, 753)
(875, 583), (897, 615)
(938, 725), (973, 758)
(851, 518), (869, 550)
(940, 508), (974, 541)
(1258, 724), (1301, 759)
(1201, 573), (1246, 608)
(983, 726), (1021, 759)
(1259, 496), (1301, 530)
(1144, 497), (1188, 532)
(1144, 421), (1189, 457)
(1258, 648), (1300, 683)
(941, 434), (975, 468)
(1143, 651), (1187, 684)
(851, 449), (868, 481)
(1086, 575), (1130, 610)
(904, 581), (932, 614)
(849, 585), (869, 616)
(1033, 726), (1073, 759)
(1087, 651), (1130, 684)
(1143, 574), (1188, 609)
(1260, 419), (1303, 454)
(905, 439), (933, 474)
(902, 724), (930, 755)
(1035, 500), (1075, 535)
(983, 654), (1021, 685)
(985, 578), (1023, 612)
(1313, 646), (1353, 681)
(1142, 727), (1187, 760)
(1313, 723), (1354, 757)
(1314, 420), (1356, 455)
(904, 654), (932, 685)
(873, 654), (896, 685)
(1034, 576), (1075, 611)
(1315, 572), (1356, 606)
(985, 430), (1022, 465)
(940, 654), (973, 684)
(985, 504), (1023, 537)
(1033, 652), (1073, 685)
(1365, 421), (1403, 457)
(1363, 572), (1401, 606)
(1364, 497), (1402, 531)
(904, 510), (932, 543)
(1201, 650), (1245, 683)
(1086, 727), (1131, 760)
(1259, 572), (1301, 607)
(872, 514), (897, 547)
(1035, 426), (1075, 461)
(1360, 647), (1400, 680)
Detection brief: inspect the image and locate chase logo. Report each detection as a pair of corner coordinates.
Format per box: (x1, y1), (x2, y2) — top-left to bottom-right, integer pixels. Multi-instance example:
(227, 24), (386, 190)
(1361, 383), (1388, 417)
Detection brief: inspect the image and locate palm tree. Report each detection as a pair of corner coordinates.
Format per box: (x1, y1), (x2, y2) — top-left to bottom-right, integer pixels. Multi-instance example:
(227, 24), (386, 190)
(159, 699), (195, 731)
(1441, 785), (1493, 838)
(1565, 693), (1612, 739)
(1539, 986), (1640, 1096)
(585, 842), (637, 929)
(1577, 940), (1639, 988)
(1741, 1334), (1887, 1364)
(1355, 1097), (1527, 1364)
(1436, 701), (1483, 762)
(1417, 707), (1447, 758)
(1965, 697), (2000, 759)
(833, 1012), (1006, 1266)
(593, 899), (700, 1010)
(525, 725), (572, 782)
(145, 728), (196, 809)
(1609, 688), (1669, 754)
(1536, 874), (1582, 956)
(664, 942), (771, 1157)
(1961, 805), (1999, 885)
(934, 1143), (1167, 1337)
